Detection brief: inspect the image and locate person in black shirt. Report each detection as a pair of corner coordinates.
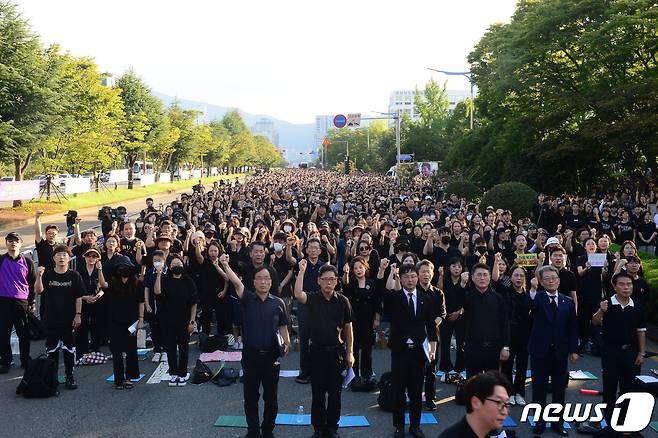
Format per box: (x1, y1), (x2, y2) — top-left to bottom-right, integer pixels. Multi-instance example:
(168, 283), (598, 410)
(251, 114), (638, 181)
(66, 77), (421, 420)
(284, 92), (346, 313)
(635, 211), (656, 254)
(438, 258), (469, 373)
(591, 272), (646, 428)
(75, 247), (108, 356)
(106, 259), (144, 389)
(34, 210), (60, 318)
(35, 245), (83, 390)
(194, 240), (229, 336)
(295, 260), (354, 438)
(154, 255), (198, 387)
(438, 371), (512, 438)
(220, 254), (290, 438)
(615, 210), (635, 244)
(576, 238), (606, 352)
(549, 246), (578, 310)
(462, 263), (510, 378)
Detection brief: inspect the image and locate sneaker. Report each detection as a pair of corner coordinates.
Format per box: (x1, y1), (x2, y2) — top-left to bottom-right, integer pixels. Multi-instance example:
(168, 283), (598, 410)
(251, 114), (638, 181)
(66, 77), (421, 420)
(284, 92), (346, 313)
(180, 373), (190, 383)
(65, 375), (78, 390)
(514, 394), (527, 406)
(160, 352), (168, 362)
(509, 395), (516, 405)
(177, 378), (187, 387)
(168, 376), (179, 387)
(233, 340), (243, 350)
(151, 352), (162, 363)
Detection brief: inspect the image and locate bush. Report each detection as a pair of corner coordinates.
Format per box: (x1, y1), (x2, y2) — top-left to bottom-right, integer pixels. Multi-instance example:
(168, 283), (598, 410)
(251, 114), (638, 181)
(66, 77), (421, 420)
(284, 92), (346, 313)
(479, 182), (537, 221)
(444, 180), (482, 202)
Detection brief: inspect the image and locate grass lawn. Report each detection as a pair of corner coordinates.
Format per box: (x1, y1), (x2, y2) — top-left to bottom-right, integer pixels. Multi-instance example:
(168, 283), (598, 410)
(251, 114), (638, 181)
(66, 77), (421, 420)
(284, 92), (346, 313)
(610, 243), (658, 322)
(0, 173), (244, 222)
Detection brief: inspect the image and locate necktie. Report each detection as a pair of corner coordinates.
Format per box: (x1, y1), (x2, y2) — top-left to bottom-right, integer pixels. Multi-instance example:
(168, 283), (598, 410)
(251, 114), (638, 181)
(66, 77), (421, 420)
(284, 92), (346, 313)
(408, 292), (415, 319)
(549, 295), (558, 315)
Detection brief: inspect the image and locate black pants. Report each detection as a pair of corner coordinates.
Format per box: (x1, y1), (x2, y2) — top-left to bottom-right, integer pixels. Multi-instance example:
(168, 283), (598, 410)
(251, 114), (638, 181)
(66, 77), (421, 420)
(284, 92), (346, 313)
(109, 323), (139, 384)
(199, 295), (230, 336)
(242, 349), (280, 435)
(144, 310), (163, 353)
(353, 324), (374, 378)
(392, 346), (425, 428)
(0, 299), (30, 367)
(310, 345), (344, 432)
(577, 300), (598, 344)
(601, 346), (639, 424)
(165, 326), (190, 377)
(439, 319), (465, 372)
(500, 330), (529, 396)
(465, 342), (500, 378)
(424, 356), (438, 403)
(531, 350), (568, 407)
(75, 304), (103, 355)
(46, 326), (75, 377)
(298, 303), (311, 378)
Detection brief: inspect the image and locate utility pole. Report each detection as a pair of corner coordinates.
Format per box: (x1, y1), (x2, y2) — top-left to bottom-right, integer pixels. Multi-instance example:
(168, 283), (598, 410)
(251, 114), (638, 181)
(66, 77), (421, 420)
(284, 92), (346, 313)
(395, 109), (401, 185)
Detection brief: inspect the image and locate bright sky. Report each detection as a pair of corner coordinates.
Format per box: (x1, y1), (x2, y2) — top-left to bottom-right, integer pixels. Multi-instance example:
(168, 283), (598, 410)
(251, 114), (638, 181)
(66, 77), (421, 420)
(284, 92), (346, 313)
(15, 0), (517, 124)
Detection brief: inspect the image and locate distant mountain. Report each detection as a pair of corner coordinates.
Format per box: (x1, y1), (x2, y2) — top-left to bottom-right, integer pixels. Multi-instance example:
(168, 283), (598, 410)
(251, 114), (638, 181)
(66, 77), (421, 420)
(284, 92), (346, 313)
(153, 92), (314, 161)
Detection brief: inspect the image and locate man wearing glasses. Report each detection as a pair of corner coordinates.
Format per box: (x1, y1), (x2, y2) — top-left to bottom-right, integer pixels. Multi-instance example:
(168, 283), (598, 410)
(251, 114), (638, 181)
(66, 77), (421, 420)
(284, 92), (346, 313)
(0, 232), (36, 373)
(439, 370), (513, 438)
(528, 265), (579, 436)
(295, 259), (354, 438)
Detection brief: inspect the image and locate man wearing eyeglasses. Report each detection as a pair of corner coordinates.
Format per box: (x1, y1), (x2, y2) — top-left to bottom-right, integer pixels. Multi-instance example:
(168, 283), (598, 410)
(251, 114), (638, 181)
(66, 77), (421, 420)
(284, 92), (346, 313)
(0, 232), (36, 373)
(295, 259), (354, 438)
(528, 265), (579, 436)
(439, 370), (513, 438)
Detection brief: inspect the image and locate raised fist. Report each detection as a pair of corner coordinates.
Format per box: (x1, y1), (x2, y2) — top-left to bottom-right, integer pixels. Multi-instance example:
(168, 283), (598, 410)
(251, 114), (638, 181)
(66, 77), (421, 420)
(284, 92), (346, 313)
(298, 259), (308, 272)
(219, 254), (230, 266)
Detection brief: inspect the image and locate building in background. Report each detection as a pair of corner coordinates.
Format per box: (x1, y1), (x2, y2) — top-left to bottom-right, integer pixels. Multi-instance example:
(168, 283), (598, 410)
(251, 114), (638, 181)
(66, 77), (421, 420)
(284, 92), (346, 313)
(251, 117), (279, 146)
(314, 115), (334, 149)
(387, 89), (471, 124)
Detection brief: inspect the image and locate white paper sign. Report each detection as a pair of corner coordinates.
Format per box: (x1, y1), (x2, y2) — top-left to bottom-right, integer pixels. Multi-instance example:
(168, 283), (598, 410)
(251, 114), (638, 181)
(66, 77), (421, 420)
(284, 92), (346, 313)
(587, 253), (606, 268)
(139, 174), (155, 186)
(0, 180), (40, 201)
(159, 172), (171, 183)
(109, 169), (129, 183)
(64, 177), (91, 194)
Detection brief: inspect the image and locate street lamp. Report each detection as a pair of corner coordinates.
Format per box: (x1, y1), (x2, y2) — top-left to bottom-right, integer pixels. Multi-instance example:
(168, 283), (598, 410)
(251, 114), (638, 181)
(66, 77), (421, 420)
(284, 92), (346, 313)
(427, 68), (474, 129)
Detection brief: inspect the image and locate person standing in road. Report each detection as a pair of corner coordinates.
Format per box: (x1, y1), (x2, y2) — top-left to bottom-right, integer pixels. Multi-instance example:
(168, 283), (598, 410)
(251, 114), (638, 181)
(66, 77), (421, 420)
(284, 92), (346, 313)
(220, 254), (290, 438)
(295, 259), (354, 438)
(34, 245), (84, 390)
(592, 271), (646, 431)
(0, 232), (36, 373)
(75, 247), (108, 356)
(34, 210), (59, 318)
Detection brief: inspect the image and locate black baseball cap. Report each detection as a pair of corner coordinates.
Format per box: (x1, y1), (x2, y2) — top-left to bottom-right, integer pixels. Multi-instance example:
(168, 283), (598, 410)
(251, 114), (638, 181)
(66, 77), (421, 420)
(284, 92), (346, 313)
(5, 232), (22, 242)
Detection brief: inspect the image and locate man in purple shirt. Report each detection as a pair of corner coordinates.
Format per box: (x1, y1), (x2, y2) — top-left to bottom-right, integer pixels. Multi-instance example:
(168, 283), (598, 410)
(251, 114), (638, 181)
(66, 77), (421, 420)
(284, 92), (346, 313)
(0, 232), (36, 373)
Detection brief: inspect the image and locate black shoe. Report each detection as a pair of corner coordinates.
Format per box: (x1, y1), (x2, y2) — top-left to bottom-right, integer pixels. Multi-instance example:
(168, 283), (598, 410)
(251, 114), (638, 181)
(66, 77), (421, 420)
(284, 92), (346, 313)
(424, 401), (437, 411)
(533, 420), (546, 435)
(326, 428), (339, 438)
(0, 364), (9, 374)
(296, 375), (311, 384)
(553, 422), (568, 436)
(409, 427), (425, 438)
(244, 433), (259, 438)
(393, 428), (405, 438)
(261, 431), (274, 438)
(65, 375), (78, 390)
(311, 430), (323, 438)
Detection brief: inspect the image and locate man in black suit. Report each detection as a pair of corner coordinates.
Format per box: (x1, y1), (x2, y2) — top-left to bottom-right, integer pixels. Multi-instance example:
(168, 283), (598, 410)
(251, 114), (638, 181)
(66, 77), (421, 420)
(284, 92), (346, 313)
(377, 259), (438, 438)
(528, 265), (579, 436)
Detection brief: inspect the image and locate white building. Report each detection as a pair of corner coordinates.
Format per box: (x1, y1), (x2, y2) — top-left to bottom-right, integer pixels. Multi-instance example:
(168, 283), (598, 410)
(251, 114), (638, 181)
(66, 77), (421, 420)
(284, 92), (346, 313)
(251, 117), (279, 146)
(387, 89), (472, 123)
(314, 115), (335, 149)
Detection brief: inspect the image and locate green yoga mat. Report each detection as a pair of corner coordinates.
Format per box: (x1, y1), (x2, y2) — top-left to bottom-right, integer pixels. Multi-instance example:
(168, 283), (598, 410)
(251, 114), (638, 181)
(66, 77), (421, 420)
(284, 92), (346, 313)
(649, 421), (658, 433)
(214, 416), (248, 428)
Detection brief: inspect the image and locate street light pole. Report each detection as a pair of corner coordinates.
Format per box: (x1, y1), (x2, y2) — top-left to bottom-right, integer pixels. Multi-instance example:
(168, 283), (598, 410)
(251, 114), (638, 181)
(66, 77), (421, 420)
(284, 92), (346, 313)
(427, 67), (474, 129)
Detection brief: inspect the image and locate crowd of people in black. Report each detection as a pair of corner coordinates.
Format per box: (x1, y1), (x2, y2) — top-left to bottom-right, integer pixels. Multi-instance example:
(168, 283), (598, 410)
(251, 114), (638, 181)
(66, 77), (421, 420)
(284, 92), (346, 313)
(0, 168), (653, 438)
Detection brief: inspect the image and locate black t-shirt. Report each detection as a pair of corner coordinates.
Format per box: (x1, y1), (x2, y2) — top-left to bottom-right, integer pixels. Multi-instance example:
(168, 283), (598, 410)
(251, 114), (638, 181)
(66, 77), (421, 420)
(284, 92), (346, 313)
(616, 221), (635, 243)
(636, 222), (656, 243)
(442, 277), (467, 314)
(342, 279), (380, 327)
(106, 278), (145, 326)
(271, 253), (294, 298)
(601, 297), (646, 349)
(120, 238), (140, 264)
(241, 289), (288, 351)
(72, 242), (92, 265)
(158, 275), (199, 327)
(597, 218), (616, 237)
(557, 268), (577, 297)
(431, 245), (462, 270)
(197, 257), (227, 298)
(35, 239), (56, 270)
(576, 255), (604, 303)
(305, 291), (354, 346)
(41, 269), (85, 327)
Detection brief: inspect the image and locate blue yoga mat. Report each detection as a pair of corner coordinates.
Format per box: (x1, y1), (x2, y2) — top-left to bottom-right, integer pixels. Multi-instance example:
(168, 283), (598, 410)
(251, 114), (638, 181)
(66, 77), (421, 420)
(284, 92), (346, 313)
(274, 415), (370, 427)
(528, 417), (571, 429)
(137, 348), (150, 356)
(338, 416), (370, 427)
(106, 374), (145, 383)
(404, 413), (438, 425)
(503, 416), (517, 427)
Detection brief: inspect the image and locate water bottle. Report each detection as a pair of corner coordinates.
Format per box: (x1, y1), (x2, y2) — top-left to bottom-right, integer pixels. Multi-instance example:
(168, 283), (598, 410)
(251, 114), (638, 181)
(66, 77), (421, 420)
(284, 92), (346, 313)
(295, 405), (304, 424)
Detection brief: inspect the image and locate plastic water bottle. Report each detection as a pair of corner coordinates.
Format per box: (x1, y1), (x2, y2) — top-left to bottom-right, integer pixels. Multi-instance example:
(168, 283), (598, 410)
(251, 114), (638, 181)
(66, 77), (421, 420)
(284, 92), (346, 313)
(295, 406), (304, 424)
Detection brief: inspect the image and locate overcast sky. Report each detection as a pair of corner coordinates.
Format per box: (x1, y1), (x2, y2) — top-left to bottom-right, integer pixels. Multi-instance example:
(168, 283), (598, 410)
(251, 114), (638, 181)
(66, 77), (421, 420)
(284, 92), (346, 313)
(15, 0), (517, 124)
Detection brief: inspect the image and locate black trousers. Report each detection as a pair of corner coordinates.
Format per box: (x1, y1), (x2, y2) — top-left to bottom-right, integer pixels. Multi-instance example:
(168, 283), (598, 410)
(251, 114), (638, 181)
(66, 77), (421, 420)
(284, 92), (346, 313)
(500, 329), (529, 396)
(164, 325), (190, 377)
(46, 326), (75, 377)
(144, 310), (163, 353)
(353, 323), (374, 378)
(531, 349), (568, 407)
(310, 345), (344, 431)
(392, 346), (425, 428)
(465, 342), (501, 378)
(242, 349), (280, 435)
(424, 356), (438, 403)
(109, 323), (139, 384)
(601, 346), (639, 424)
(199, 294), (230, 336)
(438, 319), (465, 372)
(0, 299), (30, 367)
(577, 301), (598, 344)
(75, 304), (104, 355)
(298, 303), (311, 377)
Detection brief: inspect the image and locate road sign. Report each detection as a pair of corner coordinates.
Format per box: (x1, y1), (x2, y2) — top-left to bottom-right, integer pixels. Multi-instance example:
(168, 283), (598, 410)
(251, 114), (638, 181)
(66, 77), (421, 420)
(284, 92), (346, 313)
(333, 114), (347, 128)
(322, 137), (331, 146)
(346, 113), (361, 127)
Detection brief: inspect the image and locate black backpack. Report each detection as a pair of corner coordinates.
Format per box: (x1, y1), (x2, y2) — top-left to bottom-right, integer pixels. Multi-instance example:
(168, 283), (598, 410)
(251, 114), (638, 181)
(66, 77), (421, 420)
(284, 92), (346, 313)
(191, 359), (214, 384)
(16, 355), (59, 398)
(377, 371), (395, 411)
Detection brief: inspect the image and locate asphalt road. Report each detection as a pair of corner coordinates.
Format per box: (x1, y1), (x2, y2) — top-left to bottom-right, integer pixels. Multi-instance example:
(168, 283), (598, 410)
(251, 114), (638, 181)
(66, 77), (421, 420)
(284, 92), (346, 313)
(2, 335), (658, 438)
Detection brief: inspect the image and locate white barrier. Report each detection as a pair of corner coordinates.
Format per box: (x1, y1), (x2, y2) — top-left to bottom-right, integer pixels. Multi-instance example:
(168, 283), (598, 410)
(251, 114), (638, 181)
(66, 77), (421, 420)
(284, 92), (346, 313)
(139, 174), (156, 186)
(64, 177), (91, 194)
(211, 167), (218, 176)
(192, 169), (202, 178)
(179, 170), (190, 180)
(0, 180), (40, 201)
(109, 168), (129, 183)
(159, 172), (171, 183)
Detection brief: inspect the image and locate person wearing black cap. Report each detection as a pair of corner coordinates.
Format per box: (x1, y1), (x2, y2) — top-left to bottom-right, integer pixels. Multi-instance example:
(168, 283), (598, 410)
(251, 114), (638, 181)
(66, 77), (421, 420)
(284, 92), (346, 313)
(75, 247), (108, 356)
(0, 232), (36, 373)
(105, 259), (144, 389)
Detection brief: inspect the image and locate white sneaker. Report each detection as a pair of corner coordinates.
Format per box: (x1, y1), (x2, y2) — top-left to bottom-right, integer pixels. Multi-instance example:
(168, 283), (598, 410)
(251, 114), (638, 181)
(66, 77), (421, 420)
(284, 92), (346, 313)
(234, 340), (243, 350)
(180, 373), (190, 383)
(168, 376), (178, 387)
(151, 352), (161, 363)
(177, 377), (187, 387)
(509, 394), (516, 406)
(160, 352), (168, 362)
(515, 394), (527, 406)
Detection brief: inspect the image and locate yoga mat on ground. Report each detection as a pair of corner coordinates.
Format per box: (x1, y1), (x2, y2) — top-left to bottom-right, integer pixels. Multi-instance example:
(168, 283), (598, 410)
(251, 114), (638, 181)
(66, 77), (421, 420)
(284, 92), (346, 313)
(214, 416), (248, 428)
(649, 421), (658, 433)
(569, 370), (597, 380)
(214, 415), (370, 428)
(106, 374), (145, 383)
(404, 413), (438, 425)
(503, 416), (517, 427)
(528, 417), (571, 429)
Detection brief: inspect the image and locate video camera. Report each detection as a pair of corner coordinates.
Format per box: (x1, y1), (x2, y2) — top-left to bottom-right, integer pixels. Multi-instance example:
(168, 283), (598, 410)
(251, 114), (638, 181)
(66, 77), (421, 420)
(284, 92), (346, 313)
(97, 206), (128, 222)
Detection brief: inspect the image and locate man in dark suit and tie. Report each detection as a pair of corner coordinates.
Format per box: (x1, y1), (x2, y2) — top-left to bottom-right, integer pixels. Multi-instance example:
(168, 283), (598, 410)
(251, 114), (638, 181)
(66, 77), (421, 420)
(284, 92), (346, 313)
(528, 265), (579, 436)
(377, 259), (438, 438)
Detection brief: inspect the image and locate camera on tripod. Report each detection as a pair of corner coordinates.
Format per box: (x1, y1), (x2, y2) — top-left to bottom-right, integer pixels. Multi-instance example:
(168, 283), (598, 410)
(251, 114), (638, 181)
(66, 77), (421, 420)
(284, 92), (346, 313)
(98, 205), (128, 221)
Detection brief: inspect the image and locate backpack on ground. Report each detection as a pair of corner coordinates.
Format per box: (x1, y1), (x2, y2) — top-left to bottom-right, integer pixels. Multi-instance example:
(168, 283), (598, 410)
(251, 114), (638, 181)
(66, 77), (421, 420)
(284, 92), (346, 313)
(191, 359), (214, 384)
(16, 354), (59, 398)
(377, 371), (394, 411)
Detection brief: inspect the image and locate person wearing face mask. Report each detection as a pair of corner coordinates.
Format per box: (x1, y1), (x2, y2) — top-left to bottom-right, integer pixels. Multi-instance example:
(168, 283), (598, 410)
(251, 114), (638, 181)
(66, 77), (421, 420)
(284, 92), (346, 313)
(154, 256), (198, 387)
(105, 260), (144, 389)
(466, 237), (491, 272)
(424, 227), (462, 273)
(270, 233), (295, 304)
(143, 251), (167, 362)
